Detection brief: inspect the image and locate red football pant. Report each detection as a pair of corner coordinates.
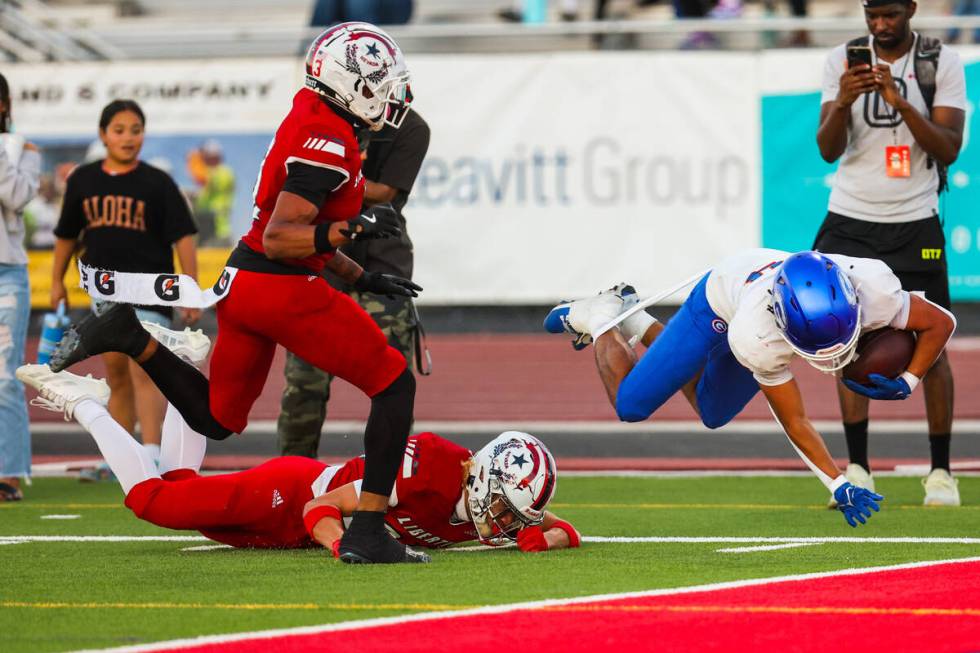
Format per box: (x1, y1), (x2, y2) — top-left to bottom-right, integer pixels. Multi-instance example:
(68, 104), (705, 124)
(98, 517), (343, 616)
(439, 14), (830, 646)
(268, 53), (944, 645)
(210, 270), (406, 433)
(123, 456), (328, 549)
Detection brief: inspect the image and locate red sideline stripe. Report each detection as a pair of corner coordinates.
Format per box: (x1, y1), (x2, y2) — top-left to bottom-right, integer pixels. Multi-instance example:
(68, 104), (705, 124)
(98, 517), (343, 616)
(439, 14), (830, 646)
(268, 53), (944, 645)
(153, 561), (980, 653)
(32, 455), (976, 472)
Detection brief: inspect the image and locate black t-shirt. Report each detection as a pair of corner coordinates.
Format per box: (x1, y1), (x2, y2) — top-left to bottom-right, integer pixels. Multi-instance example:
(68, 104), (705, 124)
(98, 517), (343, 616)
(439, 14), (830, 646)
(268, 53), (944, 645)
(55, 161), (198, 274)
(362, 109), (430, 213)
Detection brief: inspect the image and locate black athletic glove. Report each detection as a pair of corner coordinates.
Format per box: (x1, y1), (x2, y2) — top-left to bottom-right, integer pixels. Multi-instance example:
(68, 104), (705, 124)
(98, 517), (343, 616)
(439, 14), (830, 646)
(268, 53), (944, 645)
(354, 270), (422, 298)
(340, 203), (401, 241)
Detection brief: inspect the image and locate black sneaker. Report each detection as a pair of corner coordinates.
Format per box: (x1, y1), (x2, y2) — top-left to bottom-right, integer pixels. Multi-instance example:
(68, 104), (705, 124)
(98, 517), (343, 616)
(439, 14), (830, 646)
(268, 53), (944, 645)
(50, 303), (149, 372)
(338, 511), (431, 564)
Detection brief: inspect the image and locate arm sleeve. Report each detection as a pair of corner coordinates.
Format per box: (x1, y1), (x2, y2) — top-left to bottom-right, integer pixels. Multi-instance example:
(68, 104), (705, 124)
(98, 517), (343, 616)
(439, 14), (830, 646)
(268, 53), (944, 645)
(53, 170), (86, 239)
(0, 147), (40, 214)
(820, 46), (846, 104)
(161, 174), (199, 244)
(282, 161), (349, 208)
(934, 47), (968, 111)
(376, 118), (431, 193)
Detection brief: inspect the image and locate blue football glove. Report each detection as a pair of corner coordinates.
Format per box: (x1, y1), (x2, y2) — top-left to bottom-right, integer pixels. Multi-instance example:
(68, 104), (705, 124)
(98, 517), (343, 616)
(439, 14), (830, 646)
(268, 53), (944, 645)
(842, 373), (912, 401)
(834, 482), (884, 527)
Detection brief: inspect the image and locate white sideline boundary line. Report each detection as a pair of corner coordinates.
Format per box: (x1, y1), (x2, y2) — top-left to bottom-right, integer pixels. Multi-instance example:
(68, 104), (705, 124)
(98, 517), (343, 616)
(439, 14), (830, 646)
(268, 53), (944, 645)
(72, 555), (980, 653)
(3, 535), (980, 545)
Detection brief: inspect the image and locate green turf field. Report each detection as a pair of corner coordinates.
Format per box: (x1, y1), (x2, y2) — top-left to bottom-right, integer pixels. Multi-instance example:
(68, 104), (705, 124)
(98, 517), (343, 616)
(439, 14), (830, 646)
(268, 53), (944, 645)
(2, 474), (978, 653)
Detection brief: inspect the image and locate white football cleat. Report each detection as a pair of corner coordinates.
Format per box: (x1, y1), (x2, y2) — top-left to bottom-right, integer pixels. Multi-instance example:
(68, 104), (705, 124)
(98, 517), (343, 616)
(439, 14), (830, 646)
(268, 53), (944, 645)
(544, 284), (636, 350)
(922, 468), (960, 507)
(140, 321), (211, 366)
(828, 463), (875, 509)
(16, 364), (110, 421)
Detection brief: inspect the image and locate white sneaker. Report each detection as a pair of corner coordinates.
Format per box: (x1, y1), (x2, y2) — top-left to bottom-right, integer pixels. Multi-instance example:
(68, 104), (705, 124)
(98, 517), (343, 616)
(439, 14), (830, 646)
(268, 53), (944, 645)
(16, 364), (109, 421)
(140, 321), (211, 366)
(828, 463), (875, 509)
(544, 284), (635, 349)
(922, 468), (960, 506)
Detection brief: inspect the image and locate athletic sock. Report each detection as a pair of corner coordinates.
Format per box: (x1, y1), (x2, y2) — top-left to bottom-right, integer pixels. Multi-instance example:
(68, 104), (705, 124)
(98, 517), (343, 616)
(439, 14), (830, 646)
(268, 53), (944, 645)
(142, 443), (161, 464)
(843, 419), (870, 473)
(929, 433), (952, 472)
(158, 403), (208, 475)
(73, 399), (160, 494)
(138, 345), (233, 440)
(361, 369), (415, 497)
(620, 310), (657, 343)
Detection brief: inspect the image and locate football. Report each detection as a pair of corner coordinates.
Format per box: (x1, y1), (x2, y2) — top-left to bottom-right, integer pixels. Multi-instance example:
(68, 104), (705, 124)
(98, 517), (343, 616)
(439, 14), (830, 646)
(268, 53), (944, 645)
(842, 328), (916, 385)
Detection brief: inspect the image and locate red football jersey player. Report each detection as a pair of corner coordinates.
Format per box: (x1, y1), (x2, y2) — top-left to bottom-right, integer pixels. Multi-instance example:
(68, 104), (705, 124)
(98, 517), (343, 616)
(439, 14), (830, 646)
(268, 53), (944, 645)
(18, 364), (580, 556)
(48, 23), (428, 564)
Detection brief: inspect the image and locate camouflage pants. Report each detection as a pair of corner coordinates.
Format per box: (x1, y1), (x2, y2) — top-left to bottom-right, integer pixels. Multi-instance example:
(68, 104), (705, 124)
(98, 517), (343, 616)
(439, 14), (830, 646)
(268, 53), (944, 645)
(276, 292), (416, 458)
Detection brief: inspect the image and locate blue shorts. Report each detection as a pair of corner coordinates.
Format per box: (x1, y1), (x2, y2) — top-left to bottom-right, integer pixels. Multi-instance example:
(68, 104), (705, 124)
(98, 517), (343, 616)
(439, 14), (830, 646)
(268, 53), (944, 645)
(615, 274), (759, 428)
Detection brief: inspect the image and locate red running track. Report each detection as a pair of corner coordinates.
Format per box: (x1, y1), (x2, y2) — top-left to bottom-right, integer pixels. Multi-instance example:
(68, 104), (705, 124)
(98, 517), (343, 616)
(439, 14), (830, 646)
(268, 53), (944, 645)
(153, 559), (980, 653)
(26, 335), (980, 423)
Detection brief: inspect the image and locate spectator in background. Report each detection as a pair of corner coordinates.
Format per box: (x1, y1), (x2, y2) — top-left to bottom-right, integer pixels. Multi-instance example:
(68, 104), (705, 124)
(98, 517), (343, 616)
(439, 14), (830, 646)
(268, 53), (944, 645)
(310, 0), (413, 26)
(815, 0), (965, 506)
(499, 0), (581, 22)
(50, 99), (200, 477)
(0, 72), (40, 501)
(24, 175), (60, 250)
(947, 0), (980, 44)
(278, 102), (430, 458)
(187, 139), (236, 246)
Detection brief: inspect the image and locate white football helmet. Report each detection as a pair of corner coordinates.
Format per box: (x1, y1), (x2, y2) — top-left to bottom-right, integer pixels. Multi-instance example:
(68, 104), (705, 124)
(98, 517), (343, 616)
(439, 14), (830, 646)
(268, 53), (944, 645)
(466, 431), (558, 546)
(304, 22), (412, 131)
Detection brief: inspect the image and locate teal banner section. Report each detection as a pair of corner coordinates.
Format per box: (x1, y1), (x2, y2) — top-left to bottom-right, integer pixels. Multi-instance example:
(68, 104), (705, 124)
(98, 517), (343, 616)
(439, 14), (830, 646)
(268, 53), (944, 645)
(762, 63), (980, 300)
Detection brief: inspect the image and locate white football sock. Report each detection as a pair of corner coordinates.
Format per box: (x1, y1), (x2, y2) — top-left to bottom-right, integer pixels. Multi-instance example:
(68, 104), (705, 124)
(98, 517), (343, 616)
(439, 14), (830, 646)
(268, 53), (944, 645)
(142, 443), (161, 463)
(158, 402), (207, 476)
(72, 399), (161, 494)
(620, 310), (658, 343)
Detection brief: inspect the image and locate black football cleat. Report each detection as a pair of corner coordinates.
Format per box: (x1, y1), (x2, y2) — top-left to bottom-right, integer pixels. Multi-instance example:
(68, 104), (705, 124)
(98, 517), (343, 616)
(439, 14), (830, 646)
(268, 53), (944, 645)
(49, 303), (149, 372)
(338, 511), (431, 564)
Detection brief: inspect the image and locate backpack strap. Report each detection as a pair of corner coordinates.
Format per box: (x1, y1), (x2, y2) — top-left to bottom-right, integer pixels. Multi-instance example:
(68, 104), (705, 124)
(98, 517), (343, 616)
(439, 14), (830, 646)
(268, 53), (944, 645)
(913, 34), (947, 193)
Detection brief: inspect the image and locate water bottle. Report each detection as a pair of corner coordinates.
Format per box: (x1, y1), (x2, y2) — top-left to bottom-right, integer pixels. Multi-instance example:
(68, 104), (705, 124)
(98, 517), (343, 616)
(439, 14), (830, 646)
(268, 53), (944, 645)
(37, 301), (70, 365)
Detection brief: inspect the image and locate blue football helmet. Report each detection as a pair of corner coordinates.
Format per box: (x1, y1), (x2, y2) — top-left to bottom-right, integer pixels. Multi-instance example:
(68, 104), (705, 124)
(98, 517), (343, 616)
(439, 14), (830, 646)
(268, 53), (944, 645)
(771, 251), (861, 373)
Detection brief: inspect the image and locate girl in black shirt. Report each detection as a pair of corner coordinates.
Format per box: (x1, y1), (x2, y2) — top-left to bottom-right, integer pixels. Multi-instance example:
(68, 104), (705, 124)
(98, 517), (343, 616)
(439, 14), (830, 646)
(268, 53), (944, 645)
(51, 100), (199, 463)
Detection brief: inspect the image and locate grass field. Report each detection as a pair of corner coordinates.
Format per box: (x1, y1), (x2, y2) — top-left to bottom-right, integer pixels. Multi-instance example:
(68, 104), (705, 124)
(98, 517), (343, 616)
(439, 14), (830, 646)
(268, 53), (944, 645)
(2, 474), (979, 652)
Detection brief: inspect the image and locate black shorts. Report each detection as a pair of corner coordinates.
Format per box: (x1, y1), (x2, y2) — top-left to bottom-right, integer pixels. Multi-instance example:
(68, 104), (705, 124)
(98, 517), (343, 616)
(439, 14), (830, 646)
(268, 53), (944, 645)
(813, 212), (951, 309)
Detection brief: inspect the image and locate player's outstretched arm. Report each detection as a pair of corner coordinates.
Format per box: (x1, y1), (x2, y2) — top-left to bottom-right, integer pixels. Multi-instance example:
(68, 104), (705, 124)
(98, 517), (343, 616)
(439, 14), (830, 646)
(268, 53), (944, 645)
(302, 484), (360, 557)
(762, 380), (840, 483)
(516, 511), (581, 553)
(763, 380), (883, 527)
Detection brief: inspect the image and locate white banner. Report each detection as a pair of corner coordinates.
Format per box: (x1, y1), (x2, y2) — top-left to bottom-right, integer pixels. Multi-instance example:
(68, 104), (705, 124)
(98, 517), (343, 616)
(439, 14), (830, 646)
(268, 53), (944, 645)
(405, 52), (760, 303)
(5, 58), (300, 135)
(5, 52), (761, 304)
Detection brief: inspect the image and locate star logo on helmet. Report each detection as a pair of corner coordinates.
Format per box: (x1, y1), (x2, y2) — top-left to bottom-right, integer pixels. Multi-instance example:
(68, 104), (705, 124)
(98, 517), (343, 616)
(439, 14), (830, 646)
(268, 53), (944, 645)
(365, 42), (381, 59)
(511, 454), (528, 469)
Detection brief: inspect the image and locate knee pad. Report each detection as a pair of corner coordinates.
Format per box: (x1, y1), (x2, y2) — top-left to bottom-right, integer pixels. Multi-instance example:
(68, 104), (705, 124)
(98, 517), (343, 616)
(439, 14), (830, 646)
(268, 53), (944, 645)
(615, 387), (651, 423)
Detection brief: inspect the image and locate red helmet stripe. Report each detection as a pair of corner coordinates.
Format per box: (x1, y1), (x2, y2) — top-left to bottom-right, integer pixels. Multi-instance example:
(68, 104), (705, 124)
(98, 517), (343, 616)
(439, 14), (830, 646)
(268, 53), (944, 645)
(348, 29), (398, 57)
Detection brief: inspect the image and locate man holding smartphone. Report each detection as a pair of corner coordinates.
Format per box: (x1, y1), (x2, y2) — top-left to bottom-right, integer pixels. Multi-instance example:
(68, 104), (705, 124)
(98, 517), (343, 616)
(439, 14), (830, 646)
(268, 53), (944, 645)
(815, 0), (966, 506)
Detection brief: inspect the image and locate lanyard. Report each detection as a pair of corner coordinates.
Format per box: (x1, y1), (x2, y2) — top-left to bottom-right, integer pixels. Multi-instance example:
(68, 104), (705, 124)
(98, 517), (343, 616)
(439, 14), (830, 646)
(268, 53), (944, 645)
(873, 34), (915, 145)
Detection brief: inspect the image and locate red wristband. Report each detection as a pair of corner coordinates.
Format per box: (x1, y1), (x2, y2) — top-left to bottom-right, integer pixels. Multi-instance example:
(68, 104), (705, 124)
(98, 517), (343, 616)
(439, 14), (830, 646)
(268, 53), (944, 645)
(551, 519), (580, 548)
(331, 539), (341, 558)
(303, 504), (342, 537)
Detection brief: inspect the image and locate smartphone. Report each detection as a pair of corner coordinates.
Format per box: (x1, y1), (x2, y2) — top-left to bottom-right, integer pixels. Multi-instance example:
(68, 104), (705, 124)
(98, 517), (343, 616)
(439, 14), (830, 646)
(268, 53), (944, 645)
(846, 45), (873, 70)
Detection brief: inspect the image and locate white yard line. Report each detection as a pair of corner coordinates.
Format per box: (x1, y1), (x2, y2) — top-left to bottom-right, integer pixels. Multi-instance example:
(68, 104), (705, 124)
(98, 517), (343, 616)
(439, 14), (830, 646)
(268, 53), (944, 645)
(71, 555), (980, 653)
(716, 542), (824, 553)
(40, 515), (81, 520)
(180, 545), (234, 552)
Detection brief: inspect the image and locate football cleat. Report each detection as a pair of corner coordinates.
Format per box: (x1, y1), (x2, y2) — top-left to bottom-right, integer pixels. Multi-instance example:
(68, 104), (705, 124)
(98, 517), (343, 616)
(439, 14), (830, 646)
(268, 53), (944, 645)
(922, 468), (960, 507)
(16, 364), (109, 421)
(49, 303), (149, 372)
(544, 284), (636, 350)
(338, 512), (432, 564)
(140, 321), (211, 366)
(828, 463), (875, 509)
